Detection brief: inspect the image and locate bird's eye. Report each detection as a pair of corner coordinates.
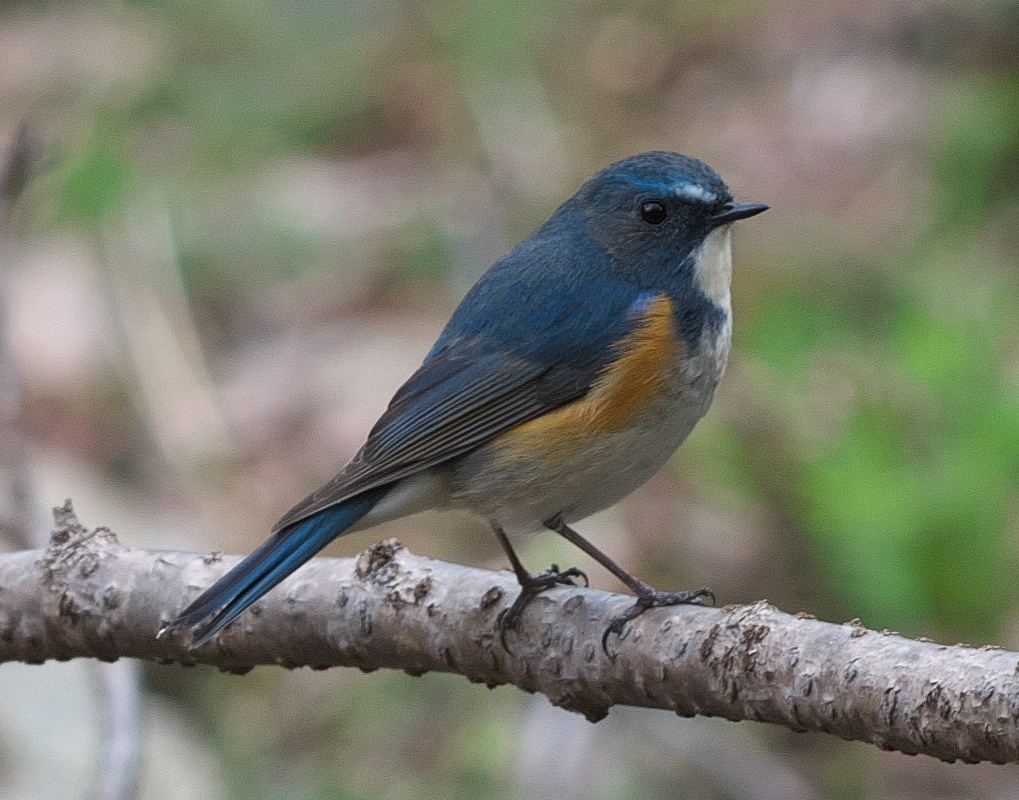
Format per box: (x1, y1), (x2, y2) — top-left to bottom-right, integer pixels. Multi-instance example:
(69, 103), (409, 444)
(640, 201), (667, 225)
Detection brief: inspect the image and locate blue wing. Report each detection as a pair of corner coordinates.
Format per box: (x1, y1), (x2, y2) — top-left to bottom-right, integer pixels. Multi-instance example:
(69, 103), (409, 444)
(272, 224), (646, 532)
(172, 211), (662, 645)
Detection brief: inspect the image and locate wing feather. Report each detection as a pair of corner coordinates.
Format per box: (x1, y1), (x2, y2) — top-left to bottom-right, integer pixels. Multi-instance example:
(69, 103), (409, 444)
(271, 352), (597, 532)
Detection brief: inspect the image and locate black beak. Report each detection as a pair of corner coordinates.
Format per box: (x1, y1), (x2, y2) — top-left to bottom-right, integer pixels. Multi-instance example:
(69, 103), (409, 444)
(710, 201), (769, 225)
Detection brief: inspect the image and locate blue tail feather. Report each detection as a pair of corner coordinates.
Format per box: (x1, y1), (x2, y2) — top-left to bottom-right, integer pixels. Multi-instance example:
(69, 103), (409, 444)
(172, 488), (386, 647)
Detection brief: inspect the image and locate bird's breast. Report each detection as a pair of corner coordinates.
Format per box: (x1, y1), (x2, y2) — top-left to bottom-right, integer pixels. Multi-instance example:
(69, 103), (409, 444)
(509, 294), (681, 445)
(447, 294), (731, 532)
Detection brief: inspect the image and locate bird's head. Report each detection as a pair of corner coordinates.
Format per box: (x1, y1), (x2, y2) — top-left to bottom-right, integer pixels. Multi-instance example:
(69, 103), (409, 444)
(574, 152), (767, 301)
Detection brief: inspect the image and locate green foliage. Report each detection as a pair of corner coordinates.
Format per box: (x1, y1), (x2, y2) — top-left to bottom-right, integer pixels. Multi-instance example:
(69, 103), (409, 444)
(58, 122), (132, 225)
(743, 72), (1019, 638)
(935, 75), (1019, 231)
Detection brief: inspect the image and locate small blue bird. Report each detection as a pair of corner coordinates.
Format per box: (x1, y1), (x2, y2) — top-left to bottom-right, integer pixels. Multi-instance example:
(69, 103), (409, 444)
(167, 152), (767, 649)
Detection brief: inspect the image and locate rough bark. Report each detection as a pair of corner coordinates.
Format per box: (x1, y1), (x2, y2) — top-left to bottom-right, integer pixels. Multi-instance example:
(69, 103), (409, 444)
(3, 501), (1018, 766)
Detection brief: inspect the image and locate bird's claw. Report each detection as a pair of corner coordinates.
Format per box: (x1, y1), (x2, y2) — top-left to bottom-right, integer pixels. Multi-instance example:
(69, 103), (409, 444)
(499, 564), (588, 650)
(601, 586), (714, 656)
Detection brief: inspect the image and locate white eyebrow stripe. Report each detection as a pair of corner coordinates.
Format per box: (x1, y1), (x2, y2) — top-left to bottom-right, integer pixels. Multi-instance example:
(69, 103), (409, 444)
(673, 182), (716, 203)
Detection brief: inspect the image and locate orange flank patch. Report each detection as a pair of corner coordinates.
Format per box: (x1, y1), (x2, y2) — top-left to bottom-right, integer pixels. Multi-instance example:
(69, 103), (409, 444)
(501, 295), (680, 453)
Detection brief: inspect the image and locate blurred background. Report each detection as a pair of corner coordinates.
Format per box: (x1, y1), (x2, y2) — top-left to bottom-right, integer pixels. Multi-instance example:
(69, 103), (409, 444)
(0, 0), (1018, 797)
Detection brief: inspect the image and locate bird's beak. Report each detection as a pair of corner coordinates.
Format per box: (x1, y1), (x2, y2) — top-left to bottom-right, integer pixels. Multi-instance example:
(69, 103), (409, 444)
(710, 201), (769, 224)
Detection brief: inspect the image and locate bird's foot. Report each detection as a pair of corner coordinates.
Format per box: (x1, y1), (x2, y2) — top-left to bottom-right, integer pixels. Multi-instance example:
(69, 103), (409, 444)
(499, 564), (588, 650)
(602, 586), (714, 655)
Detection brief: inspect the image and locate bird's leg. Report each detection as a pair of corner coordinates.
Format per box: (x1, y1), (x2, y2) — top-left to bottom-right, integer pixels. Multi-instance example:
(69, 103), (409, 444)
(491, 524), (587, 649)
(543, 514), (713, 653)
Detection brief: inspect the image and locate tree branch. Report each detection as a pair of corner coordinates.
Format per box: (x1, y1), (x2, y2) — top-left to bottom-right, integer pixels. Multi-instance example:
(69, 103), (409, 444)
(3, 501), (1018, 766)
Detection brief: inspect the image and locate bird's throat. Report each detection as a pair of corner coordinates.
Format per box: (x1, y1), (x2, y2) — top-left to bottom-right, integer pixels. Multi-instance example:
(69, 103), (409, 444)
(692, 226), (733, 310)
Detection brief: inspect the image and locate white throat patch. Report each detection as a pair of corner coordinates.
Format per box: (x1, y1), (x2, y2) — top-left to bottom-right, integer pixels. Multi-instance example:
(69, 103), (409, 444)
(692, 225), (733, 309)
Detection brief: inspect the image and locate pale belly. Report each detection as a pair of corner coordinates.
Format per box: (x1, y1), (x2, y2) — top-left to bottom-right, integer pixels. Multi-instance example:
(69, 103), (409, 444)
(446, 329), (730, 533)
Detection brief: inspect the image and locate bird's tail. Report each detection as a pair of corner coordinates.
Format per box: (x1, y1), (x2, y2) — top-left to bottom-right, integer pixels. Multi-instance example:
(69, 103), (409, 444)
(166, 488), (386, 648)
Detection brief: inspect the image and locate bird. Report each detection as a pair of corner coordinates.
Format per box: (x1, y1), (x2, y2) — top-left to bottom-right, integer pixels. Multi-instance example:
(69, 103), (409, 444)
(164, 151), (767, 650)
